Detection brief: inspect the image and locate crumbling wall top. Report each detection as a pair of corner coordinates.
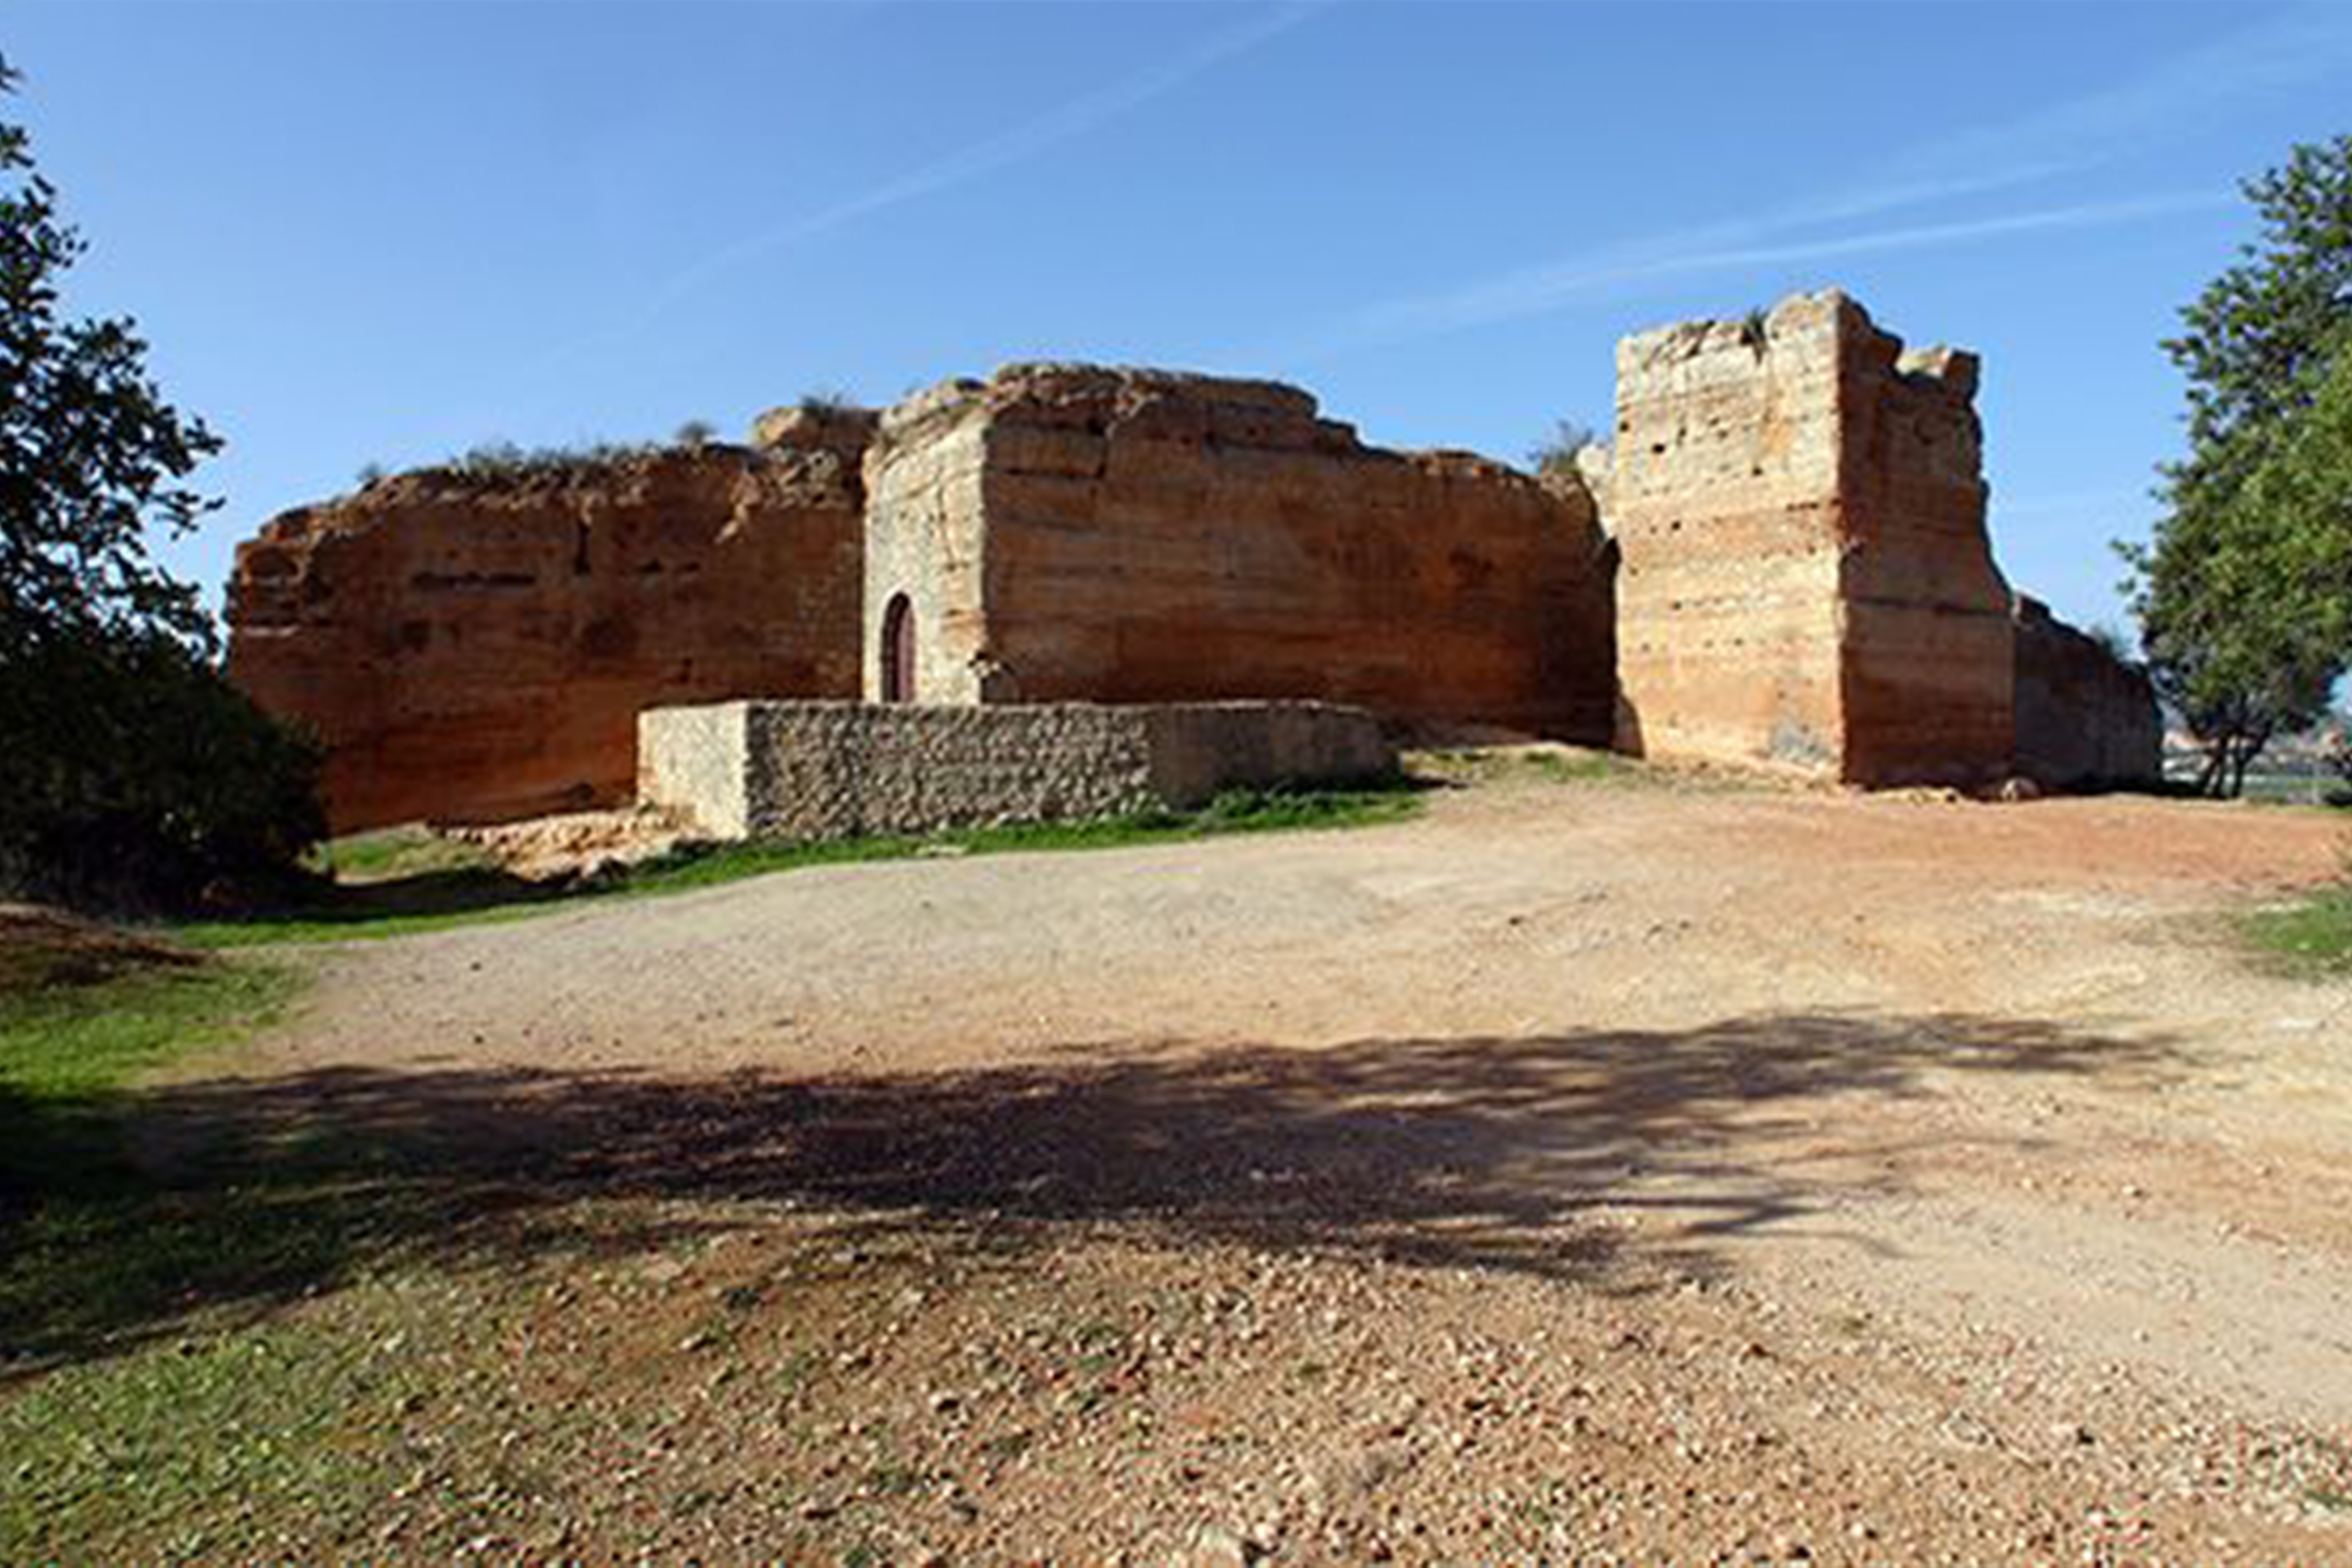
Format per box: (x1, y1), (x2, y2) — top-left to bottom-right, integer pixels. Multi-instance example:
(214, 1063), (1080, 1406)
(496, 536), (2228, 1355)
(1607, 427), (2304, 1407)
(1614, 288), (1979, 404)
(872, 362), (1357, 460)
(749, 402), (881, 457)
(247, 443), (858, 550)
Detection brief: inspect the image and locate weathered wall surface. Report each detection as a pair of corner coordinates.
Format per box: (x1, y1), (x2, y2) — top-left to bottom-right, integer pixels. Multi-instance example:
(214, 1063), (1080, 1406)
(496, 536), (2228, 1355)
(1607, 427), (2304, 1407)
(1610, 290), (2013, 787)
(639, 699), (1397, 841)
(1610, 299), (1850, 773)
(1836, 334), (2015, 785)
(862, 366), (1616, 742)
(227, 429), (867, 833)
(2012, 598), (2163, 790)
(861, 382), (1002, 706)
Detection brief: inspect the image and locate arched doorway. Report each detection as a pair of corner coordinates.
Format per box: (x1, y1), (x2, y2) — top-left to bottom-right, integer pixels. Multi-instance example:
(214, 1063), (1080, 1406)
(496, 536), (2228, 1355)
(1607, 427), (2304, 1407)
(879, 592), (915, 703)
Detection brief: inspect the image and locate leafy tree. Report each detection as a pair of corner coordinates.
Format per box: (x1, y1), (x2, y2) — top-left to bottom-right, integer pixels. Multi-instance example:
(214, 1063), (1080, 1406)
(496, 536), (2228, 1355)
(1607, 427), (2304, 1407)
(2166, 137), (2352, 499)
(0, 54), (322, 908)
(2125, 134), (2352, 795)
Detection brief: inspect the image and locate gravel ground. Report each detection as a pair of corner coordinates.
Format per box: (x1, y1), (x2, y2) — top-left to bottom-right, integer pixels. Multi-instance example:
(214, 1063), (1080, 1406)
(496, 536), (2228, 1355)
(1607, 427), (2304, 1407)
(164, 776), (2352, 1560)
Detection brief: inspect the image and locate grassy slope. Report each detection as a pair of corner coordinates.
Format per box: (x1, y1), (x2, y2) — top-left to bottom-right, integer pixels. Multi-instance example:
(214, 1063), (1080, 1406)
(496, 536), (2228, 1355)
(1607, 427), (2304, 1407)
(0, 940), (439, 1559)
(178, 786), (1424, 948)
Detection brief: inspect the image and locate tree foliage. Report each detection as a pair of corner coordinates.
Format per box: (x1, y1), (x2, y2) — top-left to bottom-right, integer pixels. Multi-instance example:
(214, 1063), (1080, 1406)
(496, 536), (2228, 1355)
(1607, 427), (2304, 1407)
(2125, 134), (2352, 796)
(0, 55), (322, 909)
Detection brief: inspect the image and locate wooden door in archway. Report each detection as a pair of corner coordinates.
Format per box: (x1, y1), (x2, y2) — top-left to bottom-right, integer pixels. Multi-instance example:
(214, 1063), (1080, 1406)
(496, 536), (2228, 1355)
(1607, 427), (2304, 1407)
(880, 593), (915, 703)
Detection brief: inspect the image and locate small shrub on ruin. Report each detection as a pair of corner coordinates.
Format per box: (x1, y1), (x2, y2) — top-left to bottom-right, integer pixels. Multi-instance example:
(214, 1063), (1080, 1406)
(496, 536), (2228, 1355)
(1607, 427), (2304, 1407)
(674, 418), (716, 450)
(1527, 419), (1599, 478)
(797, 388), (858, 417)
(439, 438), (662, 483)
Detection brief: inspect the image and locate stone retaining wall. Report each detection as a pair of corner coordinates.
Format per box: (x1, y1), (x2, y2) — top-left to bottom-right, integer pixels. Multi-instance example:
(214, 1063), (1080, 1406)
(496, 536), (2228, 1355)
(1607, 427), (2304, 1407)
(638, 700), (1398, 841)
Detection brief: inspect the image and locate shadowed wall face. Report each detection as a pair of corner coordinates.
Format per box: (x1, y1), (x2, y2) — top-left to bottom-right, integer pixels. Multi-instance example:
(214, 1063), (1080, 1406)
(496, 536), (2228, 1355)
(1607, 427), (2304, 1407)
(2012, 598), (2162, 790)
(226, 435), (867, 833)
(1610, 290), (2015, 787)
(862, 365), (1618, 743)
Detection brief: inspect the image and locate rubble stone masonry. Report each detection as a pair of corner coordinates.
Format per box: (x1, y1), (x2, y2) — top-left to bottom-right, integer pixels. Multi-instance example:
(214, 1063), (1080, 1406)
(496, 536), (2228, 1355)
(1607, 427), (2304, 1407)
(2012, 596), (2162, 790)
(638, 699), (1397, 841)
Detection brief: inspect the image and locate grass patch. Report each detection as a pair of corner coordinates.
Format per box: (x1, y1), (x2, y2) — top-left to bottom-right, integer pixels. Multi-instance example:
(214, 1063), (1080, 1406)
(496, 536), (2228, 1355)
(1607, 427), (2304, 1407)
(0, 1306), (426, 1560)
(176, 784), (1424, 950)
(0, 951), (296, 1175)
(0, 938), (496, 1374)
(0, 949), (325, 1362)
(2244, 883), (2352, 977)
(306, 824), (492, 884)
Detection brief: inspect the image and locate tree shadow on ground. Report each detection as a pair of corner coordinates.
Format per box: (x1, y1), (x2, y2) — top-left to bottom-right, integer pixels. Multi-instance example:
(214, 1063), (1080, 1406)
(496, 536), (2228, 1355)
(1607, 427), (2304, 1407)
(241, 863), (575, 926)
(0, 1009), (2182, 1374)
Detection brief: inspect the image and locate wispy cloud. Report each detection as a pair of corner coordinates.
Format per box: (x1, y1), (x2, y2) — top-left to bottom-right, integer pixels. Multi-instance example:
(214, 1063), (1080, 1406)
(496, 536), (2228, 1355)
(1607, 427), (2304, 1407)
(644, 2), (1323, 315)
(1269, 2), (2352, 366)
(1308, 190), (2229, 355)
(537, 2), (1323, 374)
(1861, 2), (2352, 200)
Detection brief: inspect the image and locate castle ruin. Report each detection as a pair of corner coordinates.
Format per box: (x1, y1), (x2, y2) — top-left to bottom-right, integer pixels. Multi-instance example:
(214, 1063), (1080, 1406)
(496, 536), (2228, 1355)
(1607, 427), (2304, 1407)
(225, 288), (2161, 834)
(1610, 291), (2017, 786)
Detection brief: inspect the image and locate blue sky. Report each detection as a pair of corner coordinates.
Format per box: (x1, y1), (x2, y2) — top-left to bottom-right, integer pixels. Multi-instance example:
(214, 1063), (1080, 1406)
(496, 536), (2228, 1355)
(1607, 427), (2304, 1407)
(11, 2), (2352, 634)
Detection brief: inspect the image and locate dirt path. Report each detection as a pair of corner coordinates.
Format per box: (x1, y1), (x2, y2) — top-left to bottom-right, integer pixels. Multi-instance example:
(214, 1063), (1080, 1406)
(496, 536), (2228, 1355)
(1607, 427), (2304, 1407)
(211, 778), (2352, 1559)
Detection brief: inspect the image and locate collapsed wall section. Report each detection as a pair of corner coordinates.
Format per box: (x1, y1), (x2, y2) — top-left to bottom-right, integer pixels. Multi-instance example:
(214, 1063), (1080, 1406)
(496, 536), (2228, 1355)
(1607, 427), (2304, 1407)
(862, 365), (1616, 741)
(1610, 290), (2013, 786)
(226, 426), (868, 833)
(2012, 598), (2163, 790)
(638, 699), (1397, 841)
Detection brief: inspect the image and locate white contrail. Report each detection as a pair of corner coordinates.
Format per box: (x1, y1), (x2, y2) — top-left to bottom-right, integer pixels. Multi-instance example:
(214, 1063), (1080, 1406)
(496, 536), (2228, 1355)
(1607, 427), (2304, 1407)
(1266, 2), (2352, 365)
(623, 2), (1325, 337)
(511, 3), (1324, 389)
(1278, 190), (2229, 365)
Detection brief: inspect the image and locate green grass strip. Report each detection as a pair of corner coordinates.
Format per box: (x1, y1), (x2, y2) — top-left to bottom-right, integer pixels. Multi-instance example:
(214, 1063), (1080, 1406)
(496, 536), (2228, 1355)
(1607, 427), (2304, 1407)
(0, 961), (296, 1111)
(175, 785), (1424, 949)
(2244, 883), (2352, 977)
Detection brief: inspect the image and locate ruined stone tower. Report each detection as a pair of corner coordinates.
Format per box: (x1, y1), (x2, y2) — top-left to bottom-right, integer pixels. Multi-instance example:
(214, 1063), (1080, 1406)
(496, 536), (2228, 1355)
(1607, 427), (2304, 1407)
(1609, 289), (2016, 787)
